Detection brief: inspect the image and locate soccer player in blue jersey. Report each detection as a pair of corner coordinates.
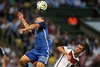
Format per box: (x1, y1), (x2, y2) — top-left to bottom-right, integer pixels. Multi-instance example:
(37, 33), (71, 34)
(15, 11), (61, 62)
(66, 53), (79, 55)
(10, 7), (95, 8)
(0, 47), (6, 67)
(17, 12), (52, 67)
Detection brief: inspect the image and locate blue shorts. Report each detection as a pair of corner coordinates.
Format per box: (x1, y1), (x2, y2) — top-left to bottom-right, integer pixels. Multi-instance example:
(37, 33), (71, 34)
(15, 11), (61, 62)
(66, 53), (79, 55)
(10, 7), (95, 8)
(25, 49), (50, 65)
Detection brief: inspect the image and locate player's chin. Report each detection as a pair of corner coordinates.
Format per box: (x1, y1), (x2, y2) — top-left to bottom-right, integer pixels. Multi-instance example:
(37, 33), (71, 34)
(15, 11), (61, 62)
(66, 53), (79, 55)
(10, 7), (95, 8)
(77, 51), (82, 54)
(75, 50), (80, 54)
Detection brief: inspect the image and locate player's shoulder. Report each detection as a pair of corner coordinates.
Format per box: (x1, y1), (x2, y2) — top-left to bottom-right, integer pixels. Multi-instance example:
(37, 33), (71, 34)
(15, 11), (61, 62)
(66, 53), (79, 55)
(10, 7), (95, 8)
(63, 46), (72, 50)
(38, 22), (46, 24)
(38, 22), (46, 29)
(63, 46), (72, 53)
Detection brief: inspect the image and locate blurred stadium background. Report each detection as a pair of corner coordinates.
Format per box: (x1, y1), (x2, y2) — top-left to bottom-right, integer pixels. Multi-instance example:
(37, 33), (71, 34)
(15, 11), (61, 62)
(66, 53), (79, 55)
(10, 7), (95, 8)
(0, 0), (100, 67)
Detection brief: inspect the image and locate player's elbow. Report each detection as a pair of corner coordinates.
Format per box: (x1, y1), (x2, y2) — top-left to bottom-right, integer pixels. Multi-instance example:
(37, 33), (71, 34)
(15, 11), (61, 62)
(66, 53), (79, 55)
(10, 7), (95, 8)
(34, 24), (40, 28)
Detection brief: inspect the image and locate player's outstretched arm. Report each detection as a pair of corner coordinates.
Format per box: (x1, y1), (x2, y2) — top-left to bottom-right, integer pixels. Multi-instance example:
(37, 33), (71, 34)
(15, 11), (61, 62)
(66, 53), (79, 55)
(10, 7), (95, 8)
(20, 24), (40, 34)
(57, 46), (69, 55)
(57, 46), (71, 61)
(17, 12), (32, 32)
(17, 12), (29, 27)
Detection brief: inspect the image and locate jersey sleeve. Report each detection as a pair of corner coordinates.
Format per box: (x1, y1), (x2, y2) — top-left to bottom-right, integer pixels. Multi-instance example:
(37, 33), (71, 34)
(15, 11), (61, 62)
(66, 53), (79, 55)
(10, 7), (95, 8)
(38, 22), (46, 29)
(0, 47), (5, 56)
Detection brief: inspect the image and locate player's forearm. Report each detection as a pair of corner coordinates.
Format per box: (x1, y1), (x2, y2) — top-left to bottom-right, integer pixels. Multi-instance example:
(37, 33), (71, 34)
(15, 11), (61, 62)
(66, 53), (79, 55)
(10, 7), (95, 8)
(21, 18), (32, 32)
(57, 46), (69, 55)
(21, 18), (30, 27)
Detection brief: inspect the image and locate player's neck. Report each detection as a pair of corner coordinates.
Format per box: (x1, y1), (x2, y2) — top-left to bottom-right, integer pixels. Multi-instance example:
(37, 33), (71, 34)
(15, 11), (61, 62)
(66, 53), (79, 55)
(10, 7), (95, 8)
(74, 51), (79, 57)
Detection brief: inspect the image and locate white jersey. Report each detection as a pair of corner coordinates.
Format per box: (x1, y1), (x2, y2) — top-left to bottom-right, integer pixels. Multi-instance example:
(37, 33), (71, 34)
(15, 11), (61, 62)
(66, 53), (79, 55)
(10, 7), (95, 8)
(54, 46), (79, 67)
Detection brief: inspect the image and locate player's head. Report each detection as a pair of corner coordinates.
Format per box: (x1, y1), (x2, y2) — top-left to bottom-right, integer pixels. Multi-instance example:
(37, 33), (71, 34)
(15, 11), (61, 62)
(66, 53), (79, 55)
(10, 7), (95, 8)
(34, 16), (45, 23)
(74, 44), (85, 55)
(33, 13), (45, 23)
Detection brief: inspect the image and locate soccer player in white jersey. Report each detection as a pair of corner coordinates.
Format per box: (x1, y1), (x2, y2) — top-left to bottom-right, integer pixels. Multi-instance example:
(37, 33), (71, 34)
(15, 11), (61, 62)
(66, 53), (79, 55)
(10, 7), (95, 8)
(54, 42), (85, 67)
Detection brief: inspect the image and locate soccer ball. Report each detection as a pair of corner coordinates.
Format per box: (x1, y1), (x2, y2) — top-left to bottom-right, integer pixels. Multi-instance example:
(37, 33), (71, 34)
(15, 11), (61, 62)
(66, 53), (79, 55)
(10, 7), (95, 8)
(37, 1), (47, 11)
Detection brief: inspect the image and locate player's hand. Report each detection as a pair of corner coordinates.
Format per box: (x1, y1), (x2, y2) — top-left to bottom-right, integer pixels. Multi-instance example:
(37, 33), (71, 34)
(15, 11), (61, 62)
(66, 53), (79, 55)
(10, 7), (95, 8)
(17, 12), (24, 20)
(20, 29), (26, 34)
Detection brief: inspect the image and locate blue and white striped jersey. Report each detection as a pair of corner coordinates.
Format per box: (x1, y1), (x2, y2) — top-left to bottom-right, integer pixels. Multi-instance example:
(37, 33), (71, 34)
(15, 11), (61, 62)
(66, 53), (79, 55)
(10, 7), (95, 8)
(32, 22), (52, 53)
